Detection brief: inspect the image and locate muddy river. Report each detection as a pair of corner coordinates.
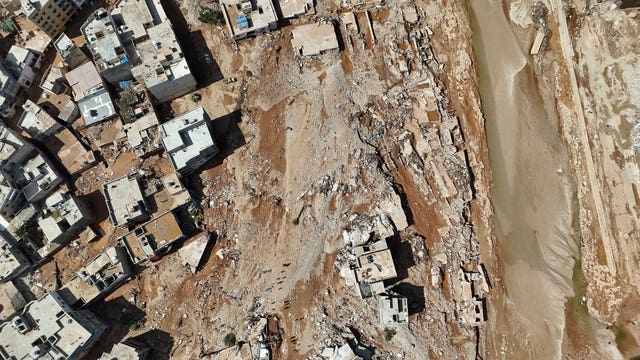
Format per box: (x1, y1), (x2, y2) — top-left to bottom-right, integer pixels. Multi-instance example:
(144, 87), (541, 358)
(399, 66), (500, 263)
(468, 0), (582, 358)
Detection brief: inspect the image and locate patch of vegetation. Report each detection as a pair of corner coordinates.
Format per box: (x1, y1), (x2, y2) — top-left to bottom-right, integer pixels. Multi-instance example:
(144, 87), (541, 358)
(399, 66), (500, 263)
(191, 92), (202, 103)
(13, 225), (26, 240)
(199, 7), (225, 25)
(0, 17), (15, 33)
(223, 332), (236, 347)
(383, 328), (396, 342)
(115, 87), (138, 123)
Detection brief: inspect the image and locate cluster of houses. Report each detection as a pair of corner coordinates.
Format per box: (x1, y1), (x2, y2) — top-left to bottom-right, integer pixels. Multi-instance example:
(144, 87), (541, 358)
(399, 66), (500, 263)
(0, 0), (226, 356)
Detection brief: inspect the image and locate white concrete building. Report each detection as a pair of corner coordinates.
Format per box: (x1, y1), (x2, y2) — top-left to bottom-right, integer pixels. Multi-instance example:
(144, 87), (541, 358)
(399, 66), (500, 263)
(112, 0), (197, 103)
(0, 63), (21, 118)
(221, 0), (279, 40)
(0, 240), (30, 282)
(160, 107), (218, 175)
(377, 295), (409, 325)
(99, 340), (149, 360)
(0, 291), (107, 359)
(291, 23), (339, 57)
(81, 8), (134, 84)
(3, 45), (41, 89)
(60, 246), (132, 307)
(65, 61), (117, 126)
(18, 100), (63, 140)
(53, 33), (88, 69)
(103, 175), (148, 228)
(37, 189), (93, 244)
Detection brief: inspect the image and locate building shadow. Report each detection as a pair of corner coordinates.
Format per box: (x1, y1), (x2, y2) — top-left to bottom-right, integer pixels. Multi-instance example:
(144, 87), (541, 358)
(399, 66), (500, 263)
(82, 189), (109, 223)
(85, 295), (147, 358)
(389, 283), (425, 316)
(160, 0), (220, 88)
(131, 329), (175, 360)
(386, 238), (415, 282)
(187, 109), (246, 177)
(189, 30), (224, 86)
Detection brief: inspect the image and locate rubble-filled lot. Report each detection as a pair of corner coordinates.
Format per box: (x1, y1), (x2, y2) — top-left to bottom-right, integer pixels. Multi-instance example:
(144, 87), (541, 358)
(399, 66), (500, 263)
(71, 0), (496, 358)
(0, 0), (499, 358)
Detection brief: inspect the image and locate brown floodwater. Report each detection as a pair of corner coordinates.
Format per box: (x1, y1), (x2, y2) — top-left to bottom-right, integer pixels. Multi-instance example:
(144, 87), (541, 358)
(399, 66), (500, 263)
(468, 0), (582, 358)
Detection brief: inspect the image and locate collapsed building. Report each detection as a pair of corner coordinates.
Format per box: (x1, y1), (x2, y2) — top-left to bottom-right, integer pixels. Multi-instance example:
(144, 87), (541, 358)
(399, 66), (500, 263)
(451, 265), (489, 326)
(0, 291), (107, 359)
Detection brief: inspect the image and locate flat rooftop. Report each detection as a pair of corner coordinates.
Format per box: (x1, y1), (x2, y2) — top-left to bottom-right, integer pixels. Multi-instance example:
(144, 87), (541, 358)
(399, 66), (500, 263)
(82, 9), (129, 72)
(61, 247), (130, 305)
(118, 211), (183, 264)
(0, 292), (96, 359)
(78, 88), (117, 126)
(221, 0), (278, 38)
(291, 23), (339, 56)
(130, 21), (192, 88)
(278, 0), (313, 18)
(18, 99), (61, 139)
(43, 128), (96, 176)
(0, 241), (28, 281)
(160, 107), (217, 173)
(0, 126), (29, 163)
(355, 241), (397, 284)
(65, 61), (104, 100)
(103, 176), (147, 228)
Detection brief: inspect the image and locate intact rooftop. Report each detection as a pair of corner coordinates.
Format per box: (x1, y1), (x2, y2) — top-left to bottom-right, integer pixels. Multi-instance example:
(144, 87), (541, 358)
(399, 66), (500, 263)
(221, 0), (278, 39)
(0, 292), (105, 359)
(103, 175), (148, 228)
(160, 107), (218, 174)
(117, 211), (183, 265)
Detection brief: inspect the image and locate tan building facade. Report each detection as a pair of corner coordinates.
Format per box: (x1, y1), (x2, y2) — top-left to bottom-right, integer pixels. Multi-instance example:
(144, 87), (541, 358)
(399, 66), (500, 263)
(21, 0), (76, 38)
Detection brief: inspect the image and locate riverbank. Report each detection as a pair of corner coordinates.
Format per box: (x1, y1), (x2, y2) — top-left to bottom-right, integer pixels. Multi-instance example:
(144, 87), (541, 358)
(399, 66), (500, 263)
(468, 0), (584, 358)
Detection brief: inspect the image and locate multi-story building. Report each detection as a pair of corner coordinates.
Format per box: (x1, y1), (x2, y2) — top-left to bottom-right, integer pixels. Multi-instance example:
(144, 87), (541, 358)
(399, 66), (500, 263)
(53, 33), (88, 70)
(59, 246), (132, 307)
(117, 211), (184, 265)
(113, 0), (196, 102)
(17, 100), (63, 140)
(81, 8), (134, 84)
(37, 189), (93, 244)
(160, 107), (219, 175)
(0, 239), (30, 282)
(103, 175), (148, 228)
(221, 0), (279, 40)
(3, 45), (41, 89)
(65, 61), (117, 126)
(20, 0), (77, 38)
(0, 291), (107, 359)
(0, 63), (21, 118)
